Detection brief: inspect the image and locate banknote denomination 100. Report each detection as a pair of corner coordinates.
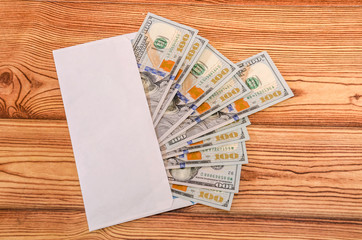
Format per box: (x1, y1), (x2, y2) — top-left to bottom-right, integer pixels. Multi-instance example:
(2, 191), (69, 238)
(133, 12), (198, 116)
(167, 164), (241, 193)
(155, 44), (238, 141)
(171, 184), (234, 210)
(162, 51), (294, 150)
(164, 141), (248, 169)
(163, 126), (249, 158)
(158, 69), (251, 146)
(153, 36), (209, 124)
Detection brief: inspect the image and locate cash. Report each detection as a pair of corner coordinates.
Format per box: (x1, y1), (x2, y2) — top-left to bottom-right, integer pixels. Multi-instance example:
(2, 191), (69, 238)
(132, 13), (294, 211)
(153, 36), (209, 125)
(159, 65), (251, 146)
(161, 116), (250, 152)
(174, 141), (246, 162)
(167, 164), (242, 193)
(133, 13), (198, 117)
(164, 141), (247, 169)
(161, 51), (294, 150)
(171, 184), (234, 210)
(182, 120), (249, 146)
(163, 125), (249, 158)
(155, 44), (239, 141)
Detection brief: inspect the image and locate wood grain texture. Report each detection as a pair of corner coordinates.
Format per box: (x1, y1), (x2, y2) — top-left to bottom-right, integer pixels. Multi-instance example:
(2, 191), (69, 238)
(0, 1), (362, 127)
(0, 120), (362, 239)
(1, 0), (362, 239)
(13, 0), (362, 6)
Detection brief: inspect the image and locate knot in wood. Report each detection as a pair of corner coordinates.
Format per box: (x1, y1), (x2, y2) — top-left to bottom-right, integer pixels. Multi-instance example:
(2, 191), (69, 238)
(0, 70), (13, 88)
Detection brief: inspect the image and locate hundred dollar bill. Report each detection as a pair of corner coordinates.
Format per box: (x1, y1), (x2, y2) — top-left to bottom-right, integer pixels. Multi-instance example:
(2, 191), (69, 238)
(133, 13), (198, 117)
(165, 140), (247, 163)
(161, 116), (250, 152)
(171, 184), (234, 210)
(205, 116), (250, 132)
(163, 125), (249, 158)
(162, 51), (294, 150)
(167, 164), (242, 193)
(179, 121), (249, 146)
(153, 36), (209, 125)
(159, 66), (251, 146)
(155, 44), (239, 141)
(164, 141), (247, 169)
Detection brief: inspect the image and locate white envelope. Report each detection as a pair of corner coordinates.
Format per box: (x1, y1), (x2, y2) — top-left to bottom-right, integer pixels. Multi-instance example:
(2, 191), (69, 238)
(53, 33), (193, 231)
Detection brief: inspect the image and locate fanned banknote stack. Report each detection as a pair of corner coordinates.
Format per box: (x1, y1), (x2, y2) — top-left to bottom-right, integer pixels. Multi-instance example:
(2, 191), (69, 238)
(132, 13), (294, 210)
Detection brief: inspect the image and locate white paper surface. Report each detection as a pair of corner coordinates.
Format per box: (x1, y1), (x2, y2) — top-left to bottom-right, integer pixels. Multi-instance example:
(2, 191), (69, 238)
(53, 33), (192, 231)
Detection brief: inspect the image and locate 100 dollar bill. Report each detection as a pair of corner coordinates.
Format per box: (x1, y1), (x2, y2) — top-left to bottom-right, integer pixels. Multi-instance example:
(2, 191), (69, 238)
(153, 36), (209, 125)
(133, 12), (198, 116)
(155, 44), (239, 141)
(159, 68), (251, 146)
(162, 116), (250, 152)
(162, 51), (294, 150)
(167, 164), (242, 193)
(163, 126), (249, 158)
(169, 141), (247, 162)
(171, 184), (234, 210)
(178, 121), (249, 148)
(164, 141), (247, 169)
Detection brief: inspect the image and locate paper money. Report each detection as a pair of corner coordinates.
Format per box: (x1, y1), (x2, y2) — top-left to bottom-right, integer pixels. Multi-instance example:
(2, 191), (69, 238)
(167, 164), (241, 193)
(161, 51), (294, 150)
(171, 184), (234, 210)
(176, 140), (246, 161)
(166, 141), (247, 163)
(186, 120), (249, 145)
(159, 66), (250, 146)
(163, 125), (249, 158)
(164, 141), (247, 169)
(153, 36), (209, 124)
(206, 116), (250, 133)
(159, 117), (250, 153)
(155, 44), (239, 141)
(133, 12), (198, 116)
(161, 116), (250, 152)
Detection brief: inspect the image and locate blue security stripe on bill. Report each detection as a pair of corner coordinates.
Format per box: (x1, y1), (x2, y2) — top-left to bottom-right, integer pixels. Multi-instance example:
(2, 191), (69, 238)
(145, 66), (167, 77)
(176, 91), (189, 103)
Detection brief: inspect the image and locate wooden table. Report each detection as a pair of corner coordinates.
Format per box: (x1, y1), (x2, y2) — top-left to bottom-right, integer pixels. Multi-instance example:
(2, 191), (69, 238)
(1, 0), (362, 239)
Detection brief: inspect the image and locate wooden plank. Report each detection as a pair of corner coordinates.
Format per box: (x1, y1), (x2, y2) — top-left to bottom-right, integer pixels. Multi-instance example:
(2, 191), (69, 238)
(0, 120), (81, 209)
(0, 119), (361, 239)
(1, 2), (362, 127)
(1, 209), (362, 240)
(6, 0), (361, 7)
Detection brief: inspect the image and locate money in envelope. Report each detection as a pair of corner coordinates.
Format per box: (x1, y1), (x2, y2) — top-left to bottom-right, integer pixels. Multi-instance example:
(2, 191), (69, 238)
(54, 12), (294, 231)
